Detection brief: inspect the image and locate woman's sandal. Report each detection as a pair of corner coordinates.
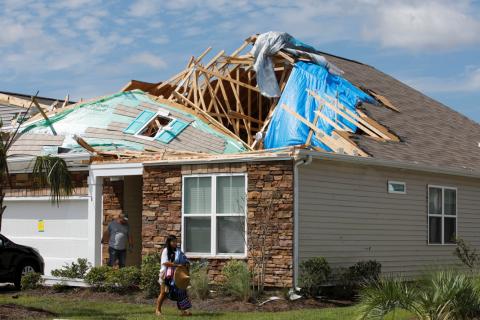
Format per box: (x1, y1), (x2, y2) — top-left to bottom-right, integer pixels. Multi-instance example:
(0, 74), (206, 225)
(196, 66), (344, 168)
(155, 310), (163, 317)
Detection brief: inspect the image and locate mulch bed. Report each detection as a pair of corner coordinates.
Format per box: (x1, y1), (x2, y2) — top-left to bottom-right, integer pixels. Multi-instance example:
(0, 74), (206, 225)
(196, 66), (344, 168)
(0, 285), (354, 313)
(0, 304), (57, 320)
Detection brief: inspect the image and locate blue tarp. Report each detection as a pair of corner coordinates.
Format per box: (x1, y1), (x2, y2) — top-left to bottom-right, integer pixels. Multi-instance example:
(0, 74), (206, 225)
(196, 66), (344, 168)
(264, 61), (376, 150)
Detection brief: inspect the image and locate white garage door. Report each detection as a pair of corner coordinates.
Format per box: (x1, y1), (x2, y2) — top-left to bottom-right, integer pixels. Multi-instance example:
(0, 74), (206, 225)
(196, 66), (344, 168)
(2, 198), (89, 276)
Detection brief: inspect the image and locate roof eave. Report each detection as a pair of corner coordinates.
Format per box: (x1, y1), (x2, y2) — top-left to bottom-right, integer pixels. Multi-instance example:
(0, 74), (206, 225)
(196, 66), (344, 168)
(296, 149), (480, 179)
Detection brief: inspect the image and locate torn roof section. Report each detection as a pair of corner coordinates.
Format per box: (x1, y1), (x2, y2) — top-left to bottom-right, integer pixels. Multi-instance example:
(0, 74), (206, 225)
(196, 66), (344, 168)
(12, 90), (245, 157)
(126, 31), (400, 158)
(263, 61), (376, 155)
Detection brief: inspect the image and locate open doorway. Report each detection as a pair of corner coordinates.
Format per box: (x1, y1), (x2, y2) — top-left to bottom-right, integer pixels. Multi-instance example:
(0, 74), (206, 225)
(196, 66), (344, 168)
(101, 175), (143, 267)
(123, 176), (143, 266)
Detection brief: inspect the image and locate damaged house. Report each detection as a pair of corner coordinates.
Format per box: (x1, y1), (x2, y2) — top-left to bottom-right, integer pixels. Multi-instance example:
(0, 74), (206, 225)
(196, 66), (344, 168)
(3, 32), (480, 288)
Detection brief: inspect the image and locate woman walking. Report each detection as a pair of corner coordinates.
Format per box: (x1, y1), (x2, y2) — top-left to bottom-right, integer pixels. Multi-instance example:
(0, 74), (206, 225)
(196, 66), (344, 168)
(156, 235), (192, 317)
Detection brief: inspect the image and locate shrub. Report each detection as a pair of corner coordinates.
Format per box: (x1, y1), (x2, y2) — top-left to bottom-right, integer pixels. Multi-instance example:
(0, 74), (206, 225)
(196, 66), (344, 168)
(140, 254), (161, 298)
(327, 267), (356, 300)
(348, 260), (381, 285)
(21, 272), (43, 290)
(52, 282), (71, 292)
(358, 270), (480, 320)
(85, 266), (112, 290)
(298, 257), (331, 297)
(51, 258), (91, 279)
(221, 260), (252, 302)
(104, 266), (141, 294)
(190, 261), (210, 300)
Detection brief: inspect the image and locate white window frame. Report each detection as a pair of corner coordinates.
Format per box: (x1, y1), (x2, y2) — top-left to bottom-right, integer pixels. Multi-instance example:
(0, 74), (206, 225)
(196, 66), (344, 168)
(427, 185), (458, 245)
(181, 173), (248, 258)
(388, 180), (406, 194)
(134, 110), (173, 141)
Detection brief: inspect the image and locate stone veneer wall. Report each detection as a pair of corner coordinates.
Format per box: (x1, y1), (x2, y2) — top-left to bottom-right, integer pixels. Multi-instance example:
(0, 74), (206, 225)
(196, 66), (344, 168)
(101, 178), (124, 264)
(142, 160), (294, 288)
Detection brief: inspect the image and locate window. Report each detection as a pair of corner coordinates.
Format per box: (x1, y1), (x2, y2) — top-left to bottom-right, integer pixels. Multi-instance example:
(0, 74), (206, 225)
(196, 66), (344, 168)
(138, 115), (172, 137)
(428, 186), (457, 245)
(388, 181), (406, 194)
(182, 174), (246, 256)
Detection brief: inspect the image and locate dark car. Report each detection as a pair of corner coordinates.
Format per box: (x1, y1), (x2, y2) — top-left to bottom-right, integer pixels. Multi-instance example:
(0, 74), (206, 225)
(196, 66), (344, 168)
(0, 233), (44, 289)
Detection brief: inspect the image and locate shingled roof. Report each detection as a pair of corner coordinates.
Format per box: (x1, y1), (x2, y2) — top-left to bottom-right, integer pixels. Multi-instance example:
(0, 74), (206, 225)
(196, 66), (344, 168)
(324, 54), (480, 174)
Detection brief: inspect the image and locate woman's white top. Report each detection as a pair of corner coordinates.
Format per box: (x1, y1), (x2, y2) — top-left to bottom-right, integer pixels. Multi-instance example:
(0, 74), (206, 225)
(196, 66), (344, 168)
(160, 247), (169, 273)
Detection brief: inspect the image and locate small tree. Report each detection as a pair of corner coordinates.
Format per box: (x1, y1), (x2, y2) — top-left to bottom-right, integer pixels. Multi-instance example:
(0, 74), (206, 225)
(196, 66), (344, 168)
(0, 95), (73, 231)
(239, 191), (281, 295)
(454, 238), (480, 270)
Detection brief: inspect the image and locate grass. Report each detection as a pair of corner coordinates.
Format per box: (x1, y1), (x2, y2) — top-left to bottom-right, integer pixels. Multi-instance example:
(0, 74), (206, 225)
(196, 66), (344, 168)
(0, 294), (414, 320)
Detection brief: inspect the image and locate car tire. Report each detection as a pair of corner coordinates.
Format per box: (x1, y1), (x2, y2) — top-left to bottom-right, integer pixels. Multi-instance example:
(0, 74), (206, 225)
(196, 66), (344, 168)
(13, 262), (38, 290)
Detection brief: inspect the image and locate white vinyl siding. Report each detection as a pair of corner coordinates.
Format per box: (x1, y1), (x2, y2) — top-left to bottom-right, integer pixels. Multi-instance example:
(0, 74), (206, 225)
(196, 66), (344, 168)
(298, 159), (480, 277)
(182, 174), (247, 257)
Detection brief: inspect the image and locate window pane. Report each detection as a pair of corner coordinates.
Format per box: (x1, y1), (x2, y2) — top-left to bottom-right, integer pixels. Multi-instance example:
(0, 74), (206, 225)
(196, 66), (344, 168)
(429, 217), (442, 244)
(429, 187), (442, 215)
(388, 182), (405, 193)
(444, 189), (456, 216)
(217, 216), (245, 254)
(184, 177), (211, 214)
(185, 217), (211, 253)
(217, 176), (245, 214)
(444, 217), (456, 244)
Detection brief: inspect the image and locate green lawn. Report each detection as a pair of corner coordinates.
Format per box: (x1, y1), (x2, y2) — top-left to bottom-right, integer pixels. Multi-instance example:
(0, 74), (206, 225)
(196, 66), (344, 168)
(0, 295), (413, 320)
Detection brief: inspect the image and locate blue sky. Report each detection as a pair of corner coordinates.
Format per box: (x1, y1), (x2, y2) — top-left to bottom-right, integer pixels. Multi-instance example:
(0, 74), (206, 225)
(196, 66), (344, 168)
(0, 0), (479, 121)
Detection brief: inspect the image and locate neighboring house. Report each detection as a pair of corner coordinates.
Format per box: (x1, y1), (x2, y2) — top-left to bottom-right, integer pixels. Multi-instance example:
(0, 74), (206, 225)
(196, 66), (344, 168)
(0, 91), (73, 128)
(3, 33), (480, 288)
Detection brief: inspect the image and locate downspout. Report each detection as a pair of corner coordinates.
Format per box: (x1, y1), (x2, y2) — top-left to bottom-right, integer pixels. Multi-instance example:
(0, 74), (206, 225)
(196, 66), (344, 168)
(293, 155), (312, 288)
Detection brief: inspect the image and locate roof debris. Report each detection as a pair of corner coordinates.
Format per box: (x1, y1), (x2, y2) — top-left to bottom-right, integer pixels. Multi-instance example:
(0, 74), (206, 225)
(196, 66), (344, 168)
(124, 32), (400, 157)
(6, 32), (402, 161)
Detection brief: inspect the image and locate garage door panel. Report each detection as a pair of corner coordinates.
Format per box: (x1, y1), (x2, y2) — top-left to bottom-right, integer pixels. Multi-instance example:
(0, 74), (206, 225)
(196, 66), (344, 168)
(2, 199), (89, 276)
(3, 219), (88, 238)
(3, 200), (88, 221)
(6, 237), (89, 259)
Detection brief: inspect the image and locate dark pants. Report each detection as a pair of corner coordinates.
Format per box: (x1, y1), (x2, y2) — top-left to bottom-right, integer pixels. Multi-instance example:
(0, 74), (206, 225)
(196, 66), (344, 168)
(108, 247), (126, 268)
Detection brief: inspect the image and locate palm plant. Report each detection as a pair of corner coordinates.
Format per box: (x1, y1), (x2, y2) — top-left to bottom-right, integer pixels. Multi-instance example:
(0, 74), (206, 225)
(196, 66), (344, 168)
(0, 96), (73, 231)
(358, 270), (480, 320)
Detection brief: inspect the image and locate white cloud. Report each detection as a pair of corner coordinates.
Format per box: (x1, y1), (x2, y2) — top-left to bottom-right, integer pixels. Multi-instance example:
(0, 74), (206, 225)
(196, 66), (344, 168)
(128, 0), (160, 17)
(404, 66), (480, 93)
(365, 1), (480, 50)
(126, 52), (167, 69)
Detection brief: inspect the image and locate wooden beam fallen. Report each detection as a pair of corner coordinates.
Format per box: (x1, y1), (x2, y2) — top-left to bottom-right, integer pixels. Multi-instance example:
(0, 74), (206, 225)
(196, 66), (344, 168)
(281, 104), (367, 156)
(32, 98), (57, 136)
(74, 135), (96, 153)
(309, 90), (390, 140)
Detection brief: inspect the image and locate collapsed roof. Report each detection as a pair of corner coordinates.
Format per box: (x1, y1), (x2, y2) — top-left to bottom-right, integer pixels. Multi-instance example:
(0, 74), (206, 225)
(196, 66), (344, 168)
(10, 90), (245, 158)
(124, 32), (400, 157)
(0, 91), (73, 127)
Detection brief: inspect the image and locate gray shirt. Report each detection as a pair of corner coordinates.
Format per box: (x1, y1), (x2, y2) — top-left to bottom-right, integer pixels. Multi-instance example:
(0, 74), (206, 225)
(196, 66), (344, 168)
(108, 220), (129, 250)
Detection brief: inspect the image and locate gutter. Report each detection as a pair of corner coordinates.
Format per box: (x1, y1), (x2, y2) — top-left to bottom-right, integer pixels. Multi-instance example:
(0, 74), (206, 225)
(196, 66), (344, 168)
(293, 154), (312, 288)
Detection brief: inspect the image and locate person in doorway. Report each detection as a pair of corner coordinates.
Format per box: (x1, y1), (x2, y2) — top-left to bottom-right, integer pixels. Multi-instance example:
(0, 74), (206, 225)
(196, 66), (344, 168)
(156, 235), (192, 317)
(101, 213), (132, 268)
